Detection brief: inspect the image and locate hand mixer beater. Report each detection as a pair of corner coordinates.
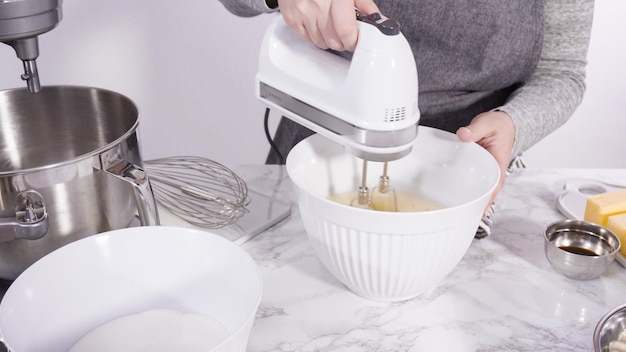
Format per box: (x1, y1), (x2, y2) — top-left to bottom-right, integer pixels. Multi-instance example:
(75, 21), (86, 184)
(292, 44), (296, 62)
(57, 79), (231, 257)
(371, 161), (398, 211)
(350, 160), (373, 209)
(350, 161), (398, 212)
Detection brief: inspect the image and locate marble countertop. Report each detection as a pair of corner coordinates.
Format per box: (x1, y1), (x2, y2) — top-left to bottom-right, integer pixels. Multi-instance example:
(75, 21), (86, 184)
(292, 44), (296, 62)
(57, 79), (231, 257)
(213, 166), (626, 352)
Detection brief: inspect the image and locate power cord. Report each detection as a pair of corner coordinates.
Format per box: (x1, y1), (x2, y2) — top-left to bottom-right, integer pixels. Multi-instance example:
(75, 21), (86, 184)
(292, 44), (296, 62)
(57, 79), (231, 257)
(263, 107), (284, 164)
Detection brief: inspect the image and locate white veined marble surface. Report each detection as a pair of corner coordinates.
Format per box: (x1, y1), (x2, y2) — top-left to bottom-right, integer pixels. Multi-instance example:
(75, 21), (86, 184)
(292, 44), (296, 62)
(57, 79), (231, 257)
(171, 166), (626, 351)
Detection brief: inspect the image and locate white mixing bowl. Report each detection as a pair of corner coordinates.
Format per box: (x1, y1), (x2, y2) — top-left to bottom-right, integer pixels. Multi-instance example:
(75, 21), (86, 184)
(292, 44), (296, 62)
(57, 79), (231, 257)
(286, 127), (500, 301)
(0, 226), (262, 352)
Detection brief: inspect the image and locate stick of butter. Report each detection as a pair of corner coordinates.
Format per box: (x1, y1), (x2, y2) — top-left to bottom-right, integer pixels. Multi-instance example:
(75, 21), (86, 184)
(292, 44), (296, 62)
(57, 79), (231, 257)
(583, 188), (626, 226)
(606, 213), (626, 256)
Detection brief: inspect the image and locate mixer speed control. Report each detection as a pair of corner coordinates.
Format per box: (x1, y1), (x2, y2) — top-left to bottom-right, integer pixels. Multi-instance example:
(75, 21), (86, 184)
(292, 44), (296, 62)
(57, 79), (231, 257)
(356, 12), (400, 36)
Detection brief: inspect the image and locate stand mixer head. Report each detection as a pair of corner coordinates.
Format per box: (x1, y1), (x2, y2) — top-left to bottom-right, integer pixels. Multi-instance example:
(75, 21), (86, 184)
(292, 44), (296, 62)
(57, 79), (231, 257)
(0, 0), (62, 93)
(256, 12), (419, 162)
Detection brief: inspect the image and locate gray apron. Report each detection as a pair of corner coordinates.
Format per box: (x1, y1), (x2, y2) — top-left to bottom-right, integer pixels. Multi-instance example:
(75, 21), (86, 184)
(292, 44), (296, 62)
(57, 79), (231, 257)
(266, 0), (544, 164)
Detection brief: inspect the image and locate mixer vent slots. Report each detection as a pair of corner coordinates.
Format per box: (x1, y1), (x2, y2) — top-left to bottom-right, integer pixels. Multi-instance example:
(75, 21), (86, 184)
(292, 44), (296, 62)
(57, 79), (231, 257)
(384, 107), (407, 123)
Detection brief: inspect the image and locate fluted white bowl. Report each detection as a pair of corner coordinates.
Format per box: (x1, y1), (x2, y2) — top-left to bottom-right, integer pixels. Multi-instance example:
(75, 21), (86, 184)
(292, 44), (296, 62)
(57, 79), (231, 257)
(286, 127), (500, 301)
(0, 226), (262, 352)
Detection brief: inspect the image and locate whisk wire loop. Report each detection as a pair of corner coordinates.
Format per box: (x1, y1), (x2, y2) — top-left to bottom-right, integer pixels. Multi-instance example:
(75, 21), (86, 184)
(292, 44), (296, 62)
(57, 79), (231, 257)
(144, 156), (249, 229)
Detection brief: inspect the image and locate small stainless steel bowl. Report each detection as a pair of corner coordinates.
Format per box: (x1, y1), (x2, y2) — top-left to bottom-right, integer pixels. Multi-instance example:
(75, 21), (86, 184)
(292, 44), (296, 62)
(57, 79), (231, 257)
(594, 303), (626, 352)
(544, 219), (621, 280)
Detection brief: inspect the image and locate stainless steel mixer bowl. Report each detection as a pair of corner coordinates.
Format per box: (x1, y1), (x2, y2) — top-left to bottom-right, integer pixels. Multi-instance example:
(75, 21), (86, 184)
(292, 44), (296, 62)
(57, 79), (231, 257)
(0, 85), (159, 280)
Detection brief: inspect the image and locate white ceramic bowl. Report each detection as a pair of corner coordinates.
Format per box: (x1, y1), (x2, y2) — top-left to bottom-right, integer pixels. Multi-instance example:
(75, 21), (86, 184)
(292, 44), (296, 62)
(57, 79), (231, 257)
(0, 226), (262, 352)
(286, 127), (500, 302)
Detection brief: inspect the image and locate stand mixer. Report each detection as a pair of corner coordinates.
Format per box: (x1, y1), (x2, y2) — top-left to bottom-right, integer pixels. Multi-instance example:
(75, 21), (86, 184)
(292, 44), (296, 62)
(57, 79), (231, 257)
(0, 0), (62, 93)
(257, 12), (419, 210)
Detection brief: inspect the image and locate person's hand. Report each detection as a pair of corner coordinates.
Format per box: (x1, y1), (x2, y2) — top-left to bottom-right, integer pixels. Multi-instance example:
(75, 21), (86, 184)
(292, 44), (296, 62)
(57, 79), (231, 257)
(277, 0), (380, 51)
(456, 110), (515, 213)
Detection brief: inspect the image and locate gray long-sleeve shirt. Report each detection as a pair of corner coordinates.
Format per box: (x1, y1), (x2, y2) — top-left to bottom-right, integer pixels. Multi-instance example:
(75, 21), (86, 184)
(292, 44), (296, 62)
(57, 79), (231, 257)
(501, 0), (593, 156)
(219, 0), (593, 158)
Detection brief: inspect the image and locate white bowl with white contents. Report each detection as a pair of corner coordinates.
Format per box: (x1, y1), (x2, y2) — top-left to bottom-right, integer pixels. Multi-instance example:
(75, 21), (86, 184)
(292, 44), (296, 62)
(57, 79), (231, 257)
(286, 127), (500, 302)
(0, 226), (262, 352)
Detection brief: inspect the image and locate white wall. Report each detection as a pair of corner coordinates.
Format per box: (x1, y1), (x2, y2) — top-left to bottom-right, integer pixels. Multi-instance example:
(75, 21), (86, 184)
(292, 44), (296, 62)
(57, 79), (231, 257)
(522, 0), (626, 168)
(1, 0), (624, 168)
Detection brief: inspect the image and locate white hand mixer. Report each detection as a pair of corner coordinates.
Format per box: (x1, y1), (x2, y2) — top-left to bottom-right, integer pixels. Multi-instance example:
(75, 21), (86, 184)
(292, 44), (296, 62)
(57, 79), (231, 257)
(256, 12), (419, 210)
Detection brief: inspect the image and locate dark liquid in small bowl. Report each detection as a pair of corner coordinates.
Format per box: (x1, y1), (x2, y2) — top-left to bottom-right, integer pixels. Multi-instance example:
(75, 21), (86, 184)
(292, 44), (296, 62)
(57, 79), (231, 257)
(559, 246), (599, 256)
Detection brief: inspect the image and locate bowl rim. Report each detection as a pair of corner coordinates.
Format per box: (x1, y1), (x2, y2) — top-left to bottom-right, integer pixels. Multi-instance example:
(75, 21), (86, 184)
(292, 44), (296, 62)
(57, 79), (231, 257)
(0, 225), (263, 351)
(285, 128), (501, 218)
(0, 85), (140, 176)
(291, 178), (497, 218)
(544, 219), (621, 259)
(593, 303), (626, 352)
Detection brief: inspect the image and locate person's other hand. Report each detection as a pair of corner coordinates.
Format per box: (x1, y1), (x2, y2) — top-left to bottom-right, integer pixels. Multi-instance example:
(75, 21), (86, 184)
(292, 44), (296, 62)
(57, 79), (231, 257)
(456, 111), (515, 213)
(277, 0), (380, 51)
